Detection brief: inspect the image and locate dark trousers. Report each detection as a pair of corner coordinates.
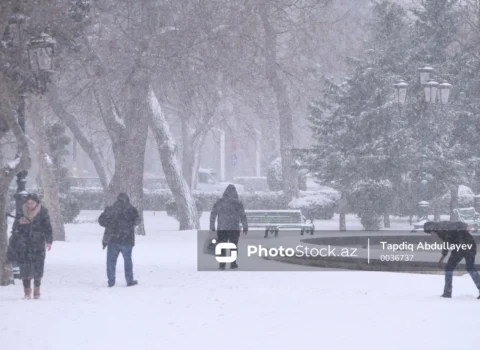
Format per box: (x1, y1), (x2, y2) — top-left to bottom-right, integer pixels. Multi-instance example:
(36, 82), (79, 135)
(217, 230), (240, 268)
(444, 251), (480, 295)
(107, 243), (134, 285)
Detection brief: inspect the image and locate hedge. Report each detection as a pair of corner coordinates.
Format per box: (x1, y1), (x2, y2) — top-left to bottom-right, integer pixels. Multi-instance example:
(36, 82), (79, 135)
(68, 188), (338, 215)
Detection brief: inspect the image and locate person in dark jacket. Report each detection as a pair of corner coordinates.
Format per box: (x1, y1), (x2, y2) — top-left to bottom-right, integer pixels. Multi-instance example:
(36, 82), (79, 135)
(7, 193), (53, 300)
(424, 221), (480, 298)
(210, 184), (248, 270)
(98, 193), (141, 287)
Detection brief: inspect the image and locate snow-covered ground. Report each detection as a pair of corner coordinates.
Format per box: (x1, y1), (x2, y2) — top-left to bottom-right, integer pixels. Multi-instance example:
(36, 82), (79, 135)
(2, 211), (479, 350)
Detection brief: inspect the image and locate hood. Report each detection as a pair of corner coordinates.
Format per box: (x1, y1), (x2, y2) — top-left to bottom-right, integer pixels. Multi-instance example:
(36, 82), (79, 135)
(222, 184), (239, 200)
(447, 221), (469, 232)
(117, 192), (130, 204)
(424, 221), (464, 234)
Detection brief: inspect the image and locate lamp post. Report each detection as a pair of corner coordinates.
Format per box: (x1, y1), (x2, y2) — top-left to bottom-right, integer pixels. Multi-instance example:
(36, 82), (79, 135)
(393, 79), (408, 104)
(13, 32), (56, 216)
(27, 31), (56, 94)
(10, 32), (56, 279)
(13, 91), (29, 222)
(4, 13), (28, 281)
(394, 67), (452, 224)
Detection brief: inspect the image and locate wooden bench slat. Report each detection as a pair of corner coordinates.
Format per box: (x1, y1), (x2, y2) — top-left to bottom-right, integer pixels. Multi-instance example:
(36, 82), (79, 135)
(453, 207), (480, 232)
(244, 209), (315, 237)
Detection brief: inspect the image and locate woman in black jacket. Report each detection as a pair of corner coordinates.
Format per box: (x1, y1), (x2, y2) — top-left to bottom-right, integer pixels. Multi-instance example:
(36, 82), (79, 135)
(8, 194), (53, 299)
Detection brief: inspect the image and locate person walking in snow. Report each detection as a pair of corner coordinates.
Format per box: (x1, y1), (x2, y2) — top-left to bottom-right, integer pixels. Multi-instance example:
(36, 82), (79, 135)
(7, 193), (53, 300)
(210, 184), (248, 270)
(98, 193), (141, 287)
(424, 221), (480, 298)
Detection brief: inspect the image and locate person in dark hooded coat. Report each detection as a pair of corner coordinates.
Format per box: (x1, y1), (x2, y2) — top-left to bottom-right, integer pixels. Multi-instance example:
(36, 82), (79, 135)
(424, 221), (480, 298)
(98, 193), (140, 287)
(210, 184), (248, 269)
(7, 193), (53, 300)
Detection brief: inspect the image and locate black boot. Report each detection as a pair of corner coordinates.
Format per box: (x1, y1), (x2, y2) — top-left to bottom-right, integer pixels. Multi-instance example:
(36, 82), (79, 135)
(441, 292), (451, 298)
(230, 262), (238, 269)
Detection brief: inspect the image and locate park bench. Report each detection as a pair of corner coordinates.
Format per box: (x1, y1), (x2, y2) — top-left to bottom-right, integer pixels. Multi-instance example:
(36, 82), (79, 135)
(453, 207), (480, 232)
(245, 210), (315, 238)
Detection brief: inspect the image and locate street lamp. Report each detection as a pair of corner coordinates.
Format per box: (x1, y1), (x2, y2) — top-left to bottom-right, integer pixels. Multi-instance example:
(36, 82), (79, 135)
(27, 32), (56, 93)
(394, 67), (453, 226)
(393, 79), (408, 104)
(438, 82), (453, 104)
(394, 68), (452, 105)
(423, 79), (439, 103)
(418, 66), (434, 85)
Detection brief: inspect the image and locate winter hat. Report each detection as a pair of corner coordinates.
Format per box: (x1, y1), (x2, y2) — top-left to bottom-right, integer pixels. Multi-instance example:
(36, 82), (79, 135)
(25, 193), (40, 204)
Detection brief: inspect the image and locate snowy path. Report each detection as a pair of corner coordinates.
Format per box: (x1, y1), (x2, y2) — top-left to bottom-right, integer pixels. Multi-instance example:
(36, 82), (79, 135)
(2, 212), (479, 350)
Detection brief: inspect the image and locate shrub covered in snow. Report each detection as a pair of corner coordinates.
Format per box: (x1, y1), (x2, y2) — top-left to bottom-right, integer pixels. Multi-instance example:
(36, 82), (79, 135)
(165, 198), (204, 221)
(349, 180), (394, 230)
(288, 194), (336, 221)
(59, 193), (81, 223)
(70, 188), (107, 210)
(438, 185), (476, 214)
(233, 177), (268, 192)
(69, 187), (339, 213)
(267, 157), (307, 191)
(267, 158), (283, 191)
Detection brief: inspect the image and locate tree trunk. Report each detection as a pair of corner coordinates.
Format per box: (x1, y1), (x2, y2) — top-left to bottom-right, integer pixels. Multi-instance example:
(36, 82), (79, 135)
(339, 192), (347, 231)
(383, 213), (390, 228)
(433, 197), (441, 221)
(48, 84), (110, 194)
(475, 162), (480, 194)
(0, 82), (31, 285)
(449, 184), (459, 221)
(0, 150), (12, 286)
(83, 42), (149, 235)
(0, 3), (13, 40)
(30, 95), (65, 241)
(147, 88), (199, 230)
(181, 122), (199, 190)
(0, 191), (13, 286)
(260, 4), (299, 201)
(181, 124), (207, 191)
(107, 71), (149, 236)
(108, 142), (147, 235)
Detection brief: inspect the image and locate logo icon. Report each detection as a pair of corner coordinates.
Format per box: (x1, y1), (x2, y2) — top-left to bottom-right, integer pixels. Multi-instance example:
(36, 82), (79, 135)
(212, 239), (237, 263)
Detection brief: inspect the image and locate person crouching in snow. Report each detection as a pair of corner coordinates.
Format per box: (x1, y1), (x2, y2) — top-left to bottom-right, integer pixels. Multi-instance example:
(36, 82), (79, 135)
(424, 221), (480, 298)
(7, 193), (53, 300)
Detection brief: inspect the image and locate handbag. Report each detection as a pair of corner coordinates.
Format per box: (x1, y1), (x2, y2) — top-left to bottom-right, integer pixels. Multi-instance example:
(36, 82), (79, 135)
(6, 232), (21, 263)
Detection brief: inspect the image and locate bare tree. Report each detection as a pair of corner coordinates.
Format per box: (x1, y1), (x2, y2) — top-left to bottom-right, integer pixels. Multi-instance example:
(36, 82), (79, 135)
(47, 84), (110, 194)
(147, 88), (199, 229)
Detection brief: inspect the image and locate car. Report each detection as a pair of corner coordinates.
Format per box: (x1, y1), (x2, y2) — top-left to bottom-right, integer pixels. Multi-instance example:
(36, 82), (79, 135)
(196, 168), (244, 194)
